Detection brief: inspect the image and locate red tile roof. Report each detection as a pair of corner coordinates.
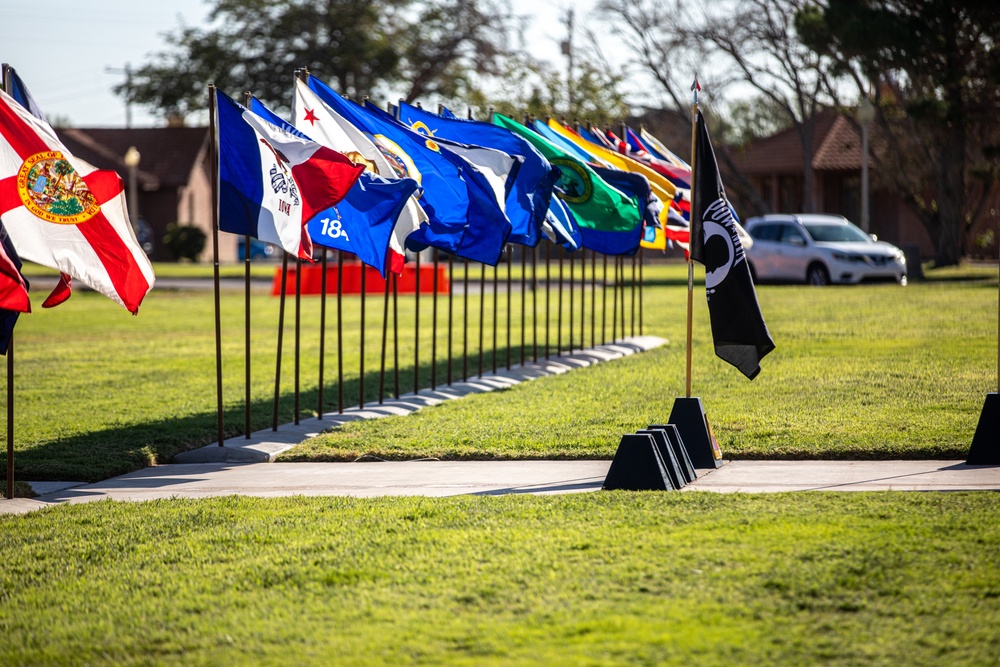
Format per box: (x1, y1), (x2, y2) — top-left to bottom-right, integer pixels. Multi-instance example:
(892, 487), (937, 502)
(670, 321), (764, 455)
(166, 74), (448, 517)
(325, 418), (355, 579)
(734, 111), (866, 174)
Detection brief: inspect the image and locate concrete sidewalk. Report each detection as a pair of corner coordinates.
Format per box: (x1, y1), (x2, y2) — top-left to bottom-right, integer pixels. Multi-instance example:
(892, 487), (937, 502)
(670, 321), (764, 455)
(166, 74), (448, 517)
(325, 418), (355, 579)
(3, 460), (997, 515)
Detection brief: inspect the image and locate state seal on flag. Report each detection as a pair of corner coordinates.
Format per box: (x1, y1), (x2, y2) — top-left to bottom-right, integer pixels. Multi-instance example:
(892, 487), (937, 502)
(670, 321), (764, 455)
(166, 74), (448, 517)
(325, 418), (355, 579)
(373, 135), (421, 184)
(16, 151), (99, 225)
(551, 158), (592, 204)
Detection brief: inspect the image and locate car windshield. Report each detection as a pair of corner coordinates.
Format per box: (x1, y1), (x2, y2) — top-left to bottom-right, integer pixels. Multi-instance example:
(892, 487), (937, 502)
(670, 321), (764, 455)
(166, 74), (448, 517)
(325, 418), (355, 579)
(803, 223), (871, 243)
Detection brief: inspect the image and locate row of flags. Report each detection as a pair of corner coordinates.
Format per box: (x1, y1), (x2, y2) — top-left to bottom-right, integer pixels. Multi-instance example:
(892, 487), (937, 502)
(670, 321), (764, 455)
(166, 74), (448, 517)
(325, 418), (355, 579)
(216, 73), (698, 281)
(0, 65), (771, 380)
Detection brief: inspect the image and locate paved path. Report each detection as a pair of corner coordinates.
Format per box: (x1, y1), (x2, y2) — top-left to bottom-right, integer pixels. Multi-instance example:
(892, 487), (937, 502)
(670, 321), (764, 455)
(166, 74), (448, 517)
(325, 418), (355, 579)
(3, 460), (997, 515)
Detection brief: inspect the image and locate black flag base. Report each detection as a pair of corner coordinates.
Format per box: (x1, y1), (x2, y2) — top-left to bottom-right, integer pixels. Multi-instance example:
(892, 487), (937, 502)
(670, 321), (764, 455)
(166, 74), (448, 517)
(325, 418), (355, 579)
(603, 434), (675, 491)
(667, 397), (724, 470)
(967, 393), (999, 465)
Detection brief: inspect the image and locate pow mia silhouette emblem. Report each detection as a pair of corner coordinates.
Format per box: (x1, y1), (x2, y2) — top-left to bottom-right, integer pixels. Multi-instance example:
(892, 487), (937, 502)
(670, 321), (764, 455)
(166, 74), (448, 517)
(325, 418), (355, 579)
(701, 198), (745, 299)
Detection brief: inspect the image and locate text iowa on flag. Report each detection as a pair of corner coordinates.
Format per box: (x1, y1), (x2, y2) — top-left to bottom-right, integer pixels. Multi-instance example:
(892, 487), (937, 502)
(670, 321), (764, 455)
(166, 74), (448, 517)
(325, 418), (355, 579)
(216, 89), (364, 261)
(0, 88), (154, 314)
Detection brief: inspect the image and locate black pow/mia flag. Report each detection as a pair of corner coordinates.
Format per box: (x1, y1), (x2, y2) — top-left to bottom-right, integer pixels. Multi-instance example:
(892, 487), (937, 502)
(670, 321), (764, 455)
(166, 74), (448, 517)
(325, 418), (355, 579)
(690, 110), (775, 380)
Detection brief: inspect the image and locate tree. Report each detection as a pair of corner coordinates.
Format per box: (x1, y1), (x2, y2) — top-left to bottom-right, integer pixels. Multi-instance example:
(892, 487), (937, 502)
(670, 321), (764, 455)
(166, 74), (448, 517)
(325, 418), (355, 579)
(798, 0), (1000, 265)
(118, 0), (515, 122)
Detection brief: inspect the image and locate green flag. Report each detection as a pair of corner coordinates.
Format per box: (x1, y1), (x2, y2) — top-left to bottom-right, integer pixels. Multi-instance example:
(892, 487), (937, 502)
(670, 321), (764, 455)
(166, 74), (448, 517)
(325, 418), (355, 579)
(493, 114), (641, 232)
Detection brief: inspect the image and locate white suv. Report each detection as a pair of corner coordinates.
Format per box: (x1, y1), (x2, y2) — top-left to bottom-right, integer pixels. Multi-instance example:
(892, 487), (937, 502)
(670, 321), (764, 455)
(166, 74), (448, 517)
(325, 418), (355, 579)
(743, 214), (907, 285)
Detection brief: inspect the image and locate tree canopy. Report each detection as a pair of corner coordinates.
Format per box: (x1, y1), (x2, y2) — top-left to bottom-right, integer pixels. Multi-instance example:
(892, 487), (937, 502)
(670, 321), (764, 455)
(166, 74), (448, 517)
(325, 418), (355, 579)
(119, 0), (516, 121)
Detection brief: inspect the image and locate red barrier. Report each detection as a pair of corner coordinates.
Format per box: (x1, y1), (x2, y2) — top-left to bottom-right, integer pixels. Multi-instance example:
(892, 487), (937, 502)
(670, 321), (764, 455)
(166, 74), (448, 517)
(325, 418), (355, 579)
(271, 262), (450, 295)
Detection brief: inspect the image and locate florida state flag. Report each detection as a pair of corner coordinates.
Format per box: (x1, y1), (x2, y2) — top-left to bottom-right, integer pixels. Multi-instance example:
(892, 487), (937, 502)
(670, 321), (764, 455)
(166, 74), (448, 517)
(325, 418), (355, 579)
(691, 110), (774, 379)
(0, 88), (154, 313)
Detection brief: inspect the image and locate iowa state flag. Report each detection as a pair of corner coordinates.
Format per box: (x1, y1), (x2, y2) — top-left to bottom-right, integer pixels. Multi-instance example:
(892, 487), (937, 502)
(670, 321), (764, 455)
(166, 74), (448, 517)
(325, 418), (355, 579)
(692, 110), (774, 379)
(0, 88), (153, 314)
(216, 90), (364, 260)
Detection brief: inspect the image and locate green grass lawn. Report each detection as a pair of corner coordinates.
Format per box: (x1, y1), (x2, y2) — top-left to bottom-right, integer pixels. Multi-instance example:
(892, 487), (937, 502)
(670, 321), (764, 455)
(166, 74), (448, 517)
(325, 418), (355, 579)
(1, 492), (997, 666)
(0, 260), (995, 486)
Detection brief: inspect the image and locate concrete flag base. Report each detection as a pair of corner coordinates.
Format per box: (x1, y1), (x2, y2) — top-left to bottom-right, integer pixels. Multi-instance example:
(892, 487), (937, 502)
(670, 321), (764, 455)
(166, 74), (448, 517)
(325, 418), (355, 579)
(667, 397), (724, 470)
(967, 393), (999, 465)
(602, 434), (675, 491)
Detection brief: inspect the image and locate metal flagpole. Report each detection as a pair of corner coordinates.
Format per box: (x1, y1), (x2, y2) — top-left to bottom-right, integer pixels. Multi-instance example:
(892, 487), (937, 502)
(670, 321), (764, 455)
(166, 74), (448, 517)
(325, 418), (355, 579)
(580, 248), (586, 350)
(294, 256), (301, 424)
(631, 252), (636, 338)
(611, 256), (618, 343)
(569, 251), (575, 352)
(414, 251), (421, 394)
(272, 253), (287, 431)
(393, 273), (400, 398)
(686, 81), (700, 398)
(379, 276), (390, 404)
(245, 236), (252, 435)
(431, 249), (439, 389)
(447, 254), (454, 385)
(5, 338), (11, 500)
(479, 263), (486, 377)
(317, 249), (328, 418)
(493, 259), (498, 373)
(602, 254), (608, 344)
(506, 247), (512, 369)
(210, 85), (225, 445)
(619, 256), (627, 341)
(521, 248), (527, 365)
(1, 65), (12, 498)
(360, 262), (366, 408)
(545, 242), (551, 359)
(337, 250), (344, 413)
(591, 249), (596, 347)
(532, 245), (538, 362)
(639, 247), (644, 335)
(557, 250), (564, 355)
(463, 258), (469, 380)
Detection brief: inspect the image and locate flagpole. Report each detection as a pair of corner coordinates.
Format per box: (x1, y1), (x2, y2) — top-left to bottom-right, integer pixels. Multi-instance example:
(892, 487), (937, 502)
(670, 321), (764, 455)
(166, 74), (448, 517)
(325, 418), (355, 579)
(337, 250), (344, 413)
(447, 253), (454, 385)
(5, 337), (12, 500)
(479, 263), (486, 377)
(602, 254), (607, 344)
(591, 249), (596, 347)
(360, 261), (366, 408)
(532, 245), (538, 362)
(612, 256), (619, 342)
(506, 247), (512, 369)
(557, 250), (564, 355)
(545, 242), (551, 359)
(2, 65), (14, 498)
(294, 255), (301, 424)
(493, 257), (499, 373)
(414, 250), (420, 394)
(273, 252), (287, 430)
(639, 247), (644, 335)
(686, 80), (700, 398)
(241, 93), (253, 437)
(631, 253), (636, 337)
(379, 274), (390, 404)
(393, 273), (400, 398)
(431, 249), (439, 390)
(569, 251), (575, 352)
(245, 235), (252, 436)
(318, 248), (328, 418)
(209, 84), (225, 446)
(463, 258), (469, 380)
(580, 248), (586, 350)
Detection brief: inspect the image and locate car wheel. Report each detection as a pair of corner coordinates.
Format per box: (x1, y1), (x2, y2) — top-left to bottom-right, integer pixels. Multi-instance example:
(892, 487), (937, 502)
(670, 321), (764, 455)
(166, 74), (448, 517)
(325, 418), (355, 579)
(806, 263), (830, 286)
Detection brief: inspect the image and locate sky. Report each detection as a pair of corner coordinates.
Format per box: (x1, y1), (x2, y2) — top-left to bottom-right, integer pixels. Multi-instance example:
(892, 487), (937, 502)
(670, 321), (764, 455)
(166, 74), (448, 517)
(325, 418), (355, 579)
(2, 0), (604, 128)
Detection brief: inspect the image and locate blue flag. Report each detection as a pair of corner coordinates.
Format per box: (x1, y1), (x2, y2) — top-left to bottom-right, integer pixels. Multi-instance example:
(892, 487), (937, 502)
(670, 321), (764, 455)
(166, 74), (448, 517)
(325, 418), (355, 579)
(397, 102), (558, 247)
(545, 195), (583, 251)
(306, 76), (510, 265)
(216, 91), (363, 260)
(589, 166), (650, 256)
(531, 119), (603, 165)
(251, 99), (418, 278)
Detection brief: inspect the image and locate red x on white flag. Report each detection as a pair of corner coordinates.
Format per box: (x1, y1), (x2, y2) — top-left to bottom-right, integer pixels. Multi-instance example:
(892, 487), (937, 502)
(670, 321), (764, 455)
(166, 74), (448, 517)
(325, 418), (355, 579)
(0, 89), (154, 313)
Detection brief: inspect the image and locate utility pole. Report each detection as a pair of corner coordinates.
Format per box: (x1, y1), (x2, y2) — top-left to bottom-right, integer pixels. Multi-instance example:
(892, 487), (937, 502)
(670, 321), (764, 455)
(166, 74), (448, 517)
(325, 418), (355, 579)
(561, 9), (574, 117)
(106, 63), (133, 128)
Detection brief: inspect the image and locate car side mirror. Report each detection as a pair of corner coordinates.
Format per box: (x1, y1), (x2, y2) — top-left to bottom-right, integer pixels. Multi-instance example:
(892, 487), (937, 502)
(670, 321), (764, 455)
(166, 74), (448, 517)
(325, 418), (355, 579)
(870, 233), (878, 242)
